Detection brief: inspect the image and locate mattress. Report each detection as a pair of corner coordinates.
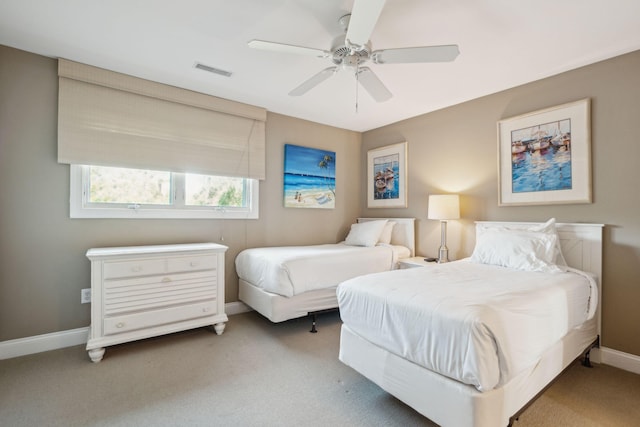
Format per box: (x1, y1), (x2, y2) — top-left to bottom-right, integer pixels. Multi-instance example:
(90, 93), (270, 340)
(336, 259), (597, 392)
(235, 243), (409, 297)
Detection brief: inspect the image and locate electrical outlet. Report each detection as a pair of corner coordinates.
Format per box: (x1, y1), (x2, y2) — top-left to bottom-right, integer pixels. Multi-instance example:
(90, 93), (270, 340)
(81, 288), (92, 304)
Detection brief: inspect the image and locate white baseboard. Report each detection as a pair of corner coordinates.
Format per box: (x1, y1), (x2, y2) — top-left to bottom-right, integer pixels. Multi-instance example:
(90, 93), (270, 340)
(0, 301), (253, 360)
(225, 300), (252, 316)
(599, 346), (640, 375)
(0, 326), (90, 360)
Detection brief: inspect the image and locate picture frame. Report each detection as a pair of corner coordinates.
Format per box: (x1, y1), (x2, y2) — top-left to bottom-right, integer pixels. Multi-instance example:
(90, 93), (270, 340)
(367, 141), (407, 208)
(283, 144), (336, 209)
(497, 98), (591, 206)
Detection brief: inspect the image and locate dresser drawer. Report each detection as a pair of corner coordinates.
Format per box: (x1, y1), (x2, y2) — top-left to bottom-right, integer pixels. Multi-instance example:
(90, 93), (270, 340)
(167, 254), (217, 274)
(103, 300), (217, 335)
(104, 270), (217, 315)
(104, 258), (166, 279)
(103, 254), (217, 279)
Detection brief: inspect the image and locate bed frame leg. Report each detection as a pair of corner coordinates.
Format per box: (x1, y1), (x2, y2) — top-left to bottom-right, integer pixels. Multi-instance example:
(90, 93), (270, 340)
(308, 308), (339, 333)
(581, 335), (600, 368)
(309, 313), (318, 333)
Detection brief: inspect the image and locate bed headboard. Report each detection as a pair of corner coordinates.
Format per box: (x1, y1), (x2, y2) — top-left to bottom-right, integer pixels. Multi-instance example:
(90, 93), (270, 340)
(357, 218), (416, 257)
(475, 221), (604, 346)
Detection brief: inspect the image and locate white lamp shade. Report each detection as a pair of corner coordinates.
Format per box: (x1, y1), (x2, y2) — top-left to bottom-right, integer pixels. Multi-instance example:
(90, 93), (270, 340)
(427, 195), (460, 220)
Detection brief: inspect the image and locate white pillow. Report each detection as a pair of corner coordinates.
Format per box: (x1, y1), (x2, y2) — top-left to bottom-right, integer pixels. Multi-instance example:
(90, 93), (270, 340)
(475, 218), (567, 266)
(470, 228), (562, 273)
(525, 218), (567, 266)
(344, 220), (388, 247)
(377, 221), (396, 244)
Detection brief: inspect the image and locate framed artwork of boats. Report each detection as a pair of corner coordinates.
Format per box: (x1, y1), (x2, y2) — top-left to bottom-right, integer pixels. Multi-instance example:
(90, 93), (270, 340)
(284, 144), (336, 209)
(497, 98), (592, 206)
(367, 141), (408, 208)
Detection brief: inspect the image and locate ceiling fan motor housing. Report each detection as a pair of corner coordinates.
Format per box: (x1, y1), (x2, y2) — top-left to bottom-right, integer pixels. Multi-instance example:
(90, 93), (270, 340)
(331, 34), (371, 66)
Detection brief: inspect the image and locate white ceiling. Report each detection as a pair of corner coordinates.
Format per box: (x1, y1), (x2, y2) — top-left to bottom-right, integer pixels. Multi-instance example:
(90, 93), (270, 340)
(2, 0), (640, 132)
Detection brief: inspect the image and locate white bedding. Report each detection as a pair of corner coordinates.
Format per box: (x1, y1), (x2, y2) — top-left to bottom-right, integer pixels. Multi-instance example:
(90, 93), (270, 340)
(336, 259), (597, 392)
(235, 243), (409, 298)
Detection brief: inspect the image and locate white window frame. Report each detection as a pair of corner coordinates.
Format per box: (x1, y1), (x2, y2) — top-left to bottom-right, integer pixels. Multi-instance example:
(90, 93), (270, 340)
(70, 165), (259, 219)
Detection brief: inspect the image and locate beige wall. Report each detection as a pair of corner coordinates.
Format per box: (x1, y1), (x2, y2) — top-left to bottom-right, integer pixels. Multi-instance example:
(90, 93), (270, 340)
(362, 50), (640, 357)
(0, 45), (361, 341)
(2, 42), (639, 359)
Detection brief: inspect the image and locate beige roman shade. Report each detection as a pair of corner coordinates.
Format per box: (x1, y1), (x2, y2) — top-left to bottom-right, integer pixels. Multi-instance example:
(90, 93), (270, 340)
(58, 59), (266, 180)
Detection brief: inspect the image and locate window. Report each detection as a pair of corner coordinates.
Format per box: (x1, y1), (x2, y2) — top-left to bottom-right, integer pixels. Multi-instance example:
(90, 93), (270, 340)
(70, 165), (258, 219)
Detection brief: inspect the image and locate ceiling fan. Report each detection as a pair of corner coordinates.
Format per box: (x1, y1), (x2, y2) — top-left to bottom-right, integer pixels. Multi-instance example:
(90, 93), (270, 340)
(248, 0), (459, 103)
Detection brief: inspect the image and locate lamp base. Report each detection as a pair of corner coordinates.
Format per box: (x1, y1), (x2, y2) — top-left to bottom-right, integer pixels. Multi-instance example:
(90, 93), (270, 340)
(437, 246), (449, 263)
(437, 220), (450, 263)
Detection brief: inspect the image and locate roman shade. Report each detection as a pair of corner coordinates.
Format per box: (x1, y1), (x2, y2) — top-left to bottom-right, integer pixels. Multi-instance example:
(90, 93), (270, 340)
(58, 59), (266, 180)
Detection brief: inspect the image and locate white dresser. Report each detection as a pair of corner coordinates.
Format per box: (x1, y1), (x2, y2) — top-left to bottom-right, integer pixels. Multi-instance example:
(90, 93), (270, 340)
(85, 243), (228, 362)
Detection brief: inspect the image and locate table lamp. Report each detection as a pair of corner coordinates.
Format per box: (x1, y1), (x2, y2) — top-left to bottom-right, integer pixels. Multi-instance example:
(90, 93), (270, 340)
(427, 194), (460, 263)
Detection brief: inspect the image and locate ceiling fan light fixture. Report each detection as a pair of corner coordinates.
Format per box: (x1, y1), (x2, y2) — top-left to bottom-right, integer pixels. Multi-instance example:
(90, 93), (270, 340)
(341, 54), (362, 70)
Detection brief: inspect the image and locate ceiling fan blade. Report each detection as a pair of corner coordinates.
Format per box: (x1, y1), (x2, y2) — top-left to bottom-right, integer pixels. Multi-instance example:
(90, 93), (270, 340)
(357, 67), (392, 102)
(345, 0), (386, 47)
(372, 45), (460, 64)
(289, 67), (338, 96)
(248, 39), (330, 58)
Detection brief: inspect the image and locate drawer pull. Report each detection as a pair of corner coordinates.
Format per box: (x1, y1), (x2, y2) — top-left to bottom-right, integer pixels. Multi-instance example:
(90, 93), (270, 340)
(202, 307), (210, 313)
(131, 266), (142, 272)
(116, 322), (125, 328)
(190, 261), (198, 267)
(161, 277), (172, 283)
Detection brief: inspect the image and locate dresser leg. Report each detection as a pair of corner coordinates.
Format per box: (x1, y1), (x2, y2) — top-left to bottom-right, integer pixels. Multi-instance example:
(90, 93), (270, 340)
(213, 322), (226, 335)
(88, 347), (105, 363)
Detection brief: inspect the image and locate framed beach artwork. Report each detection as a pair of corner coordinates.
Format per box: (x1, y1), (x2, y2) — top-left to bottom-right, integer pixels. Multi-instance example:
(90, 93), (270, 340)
(497, 98), (592, 206)
(284, 144), (336, 209)
(367, 141), (407, 208)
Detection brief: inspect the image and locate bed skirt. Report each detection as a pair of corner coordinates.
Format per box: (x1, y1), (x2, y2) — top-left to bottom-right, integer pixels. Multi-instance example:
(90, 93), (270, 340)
(239, 279), (338, 323)
(338, 319), (597, 427)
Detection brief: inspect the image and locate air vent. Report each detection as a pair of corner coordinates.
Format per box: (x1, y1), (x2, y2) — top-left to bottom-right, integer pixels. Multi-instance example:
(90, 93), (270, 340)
(194, 62), (232, 77)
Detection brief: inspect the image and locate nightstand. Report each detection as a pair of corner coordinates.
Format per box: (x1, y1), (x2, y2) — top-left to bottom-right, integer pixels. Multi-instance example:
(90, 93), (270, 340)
(398, 256), (438, 269)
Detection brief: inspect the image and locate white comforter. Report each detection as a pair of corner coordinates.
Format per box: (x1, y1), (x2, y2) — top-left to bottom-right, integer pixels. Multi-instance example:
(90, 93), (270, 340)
(235, 243), (407, 298)
(337, 259), (597, 392)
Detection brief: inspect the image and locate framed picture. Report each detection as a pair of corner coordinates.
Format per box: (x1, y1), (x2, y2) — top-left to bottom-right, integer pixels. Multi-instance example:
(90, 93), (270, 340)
(497, 98), (591, 206)
(284, 144), (335, 209)
(367, 141), (407, 208)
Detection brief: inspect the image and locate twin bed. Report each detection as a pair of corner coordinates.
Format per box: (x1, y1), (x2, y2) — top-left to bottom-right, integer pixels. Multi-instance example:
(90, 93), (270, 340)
(235, 218), (603, 426)
(236, 217), (415, 323)
(338, 220), (603, 427)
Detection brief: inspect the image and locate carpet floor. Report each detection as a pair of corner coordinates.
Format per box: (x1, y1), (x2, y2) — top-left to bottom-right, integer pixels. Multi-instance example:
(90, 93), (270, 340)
(1, 311), (639, 426)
